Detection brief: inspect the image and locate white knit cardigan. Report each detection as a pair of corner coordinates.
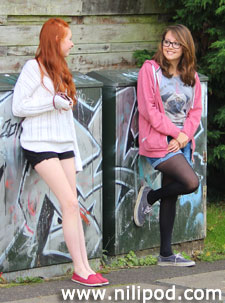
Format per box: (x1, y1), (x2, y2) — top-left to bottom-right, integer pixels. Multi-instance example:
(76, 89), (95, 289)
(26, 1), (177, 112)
(12, 59), (82, 171)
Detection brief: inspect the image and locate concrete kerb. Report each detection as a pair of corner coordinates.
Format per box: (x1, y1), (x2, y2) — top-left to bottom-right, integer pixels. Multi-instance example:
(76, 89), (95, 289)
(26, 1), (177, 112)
(2, 259), (100, 283)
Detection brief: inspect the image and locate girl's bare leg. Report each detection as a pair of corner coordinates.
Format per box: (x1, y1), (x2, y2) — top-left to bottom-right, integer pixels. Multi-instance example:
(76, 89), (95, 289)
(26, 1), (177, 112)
(35, 158), (91, 279)
(60, 157), (95, 275)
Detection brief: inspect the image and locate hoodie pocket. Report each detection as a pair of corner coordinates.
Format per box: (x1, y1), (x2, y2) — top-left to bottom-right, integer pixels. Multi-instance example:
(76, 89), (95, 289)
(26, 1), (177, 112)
(143, 126), (168, 151)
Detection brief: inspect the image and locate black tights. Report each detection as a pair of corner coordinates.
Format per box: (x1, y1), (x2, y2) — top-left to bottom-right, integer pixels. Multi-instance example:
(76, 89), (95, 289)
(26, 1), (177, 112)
(147, 154), (199, 257)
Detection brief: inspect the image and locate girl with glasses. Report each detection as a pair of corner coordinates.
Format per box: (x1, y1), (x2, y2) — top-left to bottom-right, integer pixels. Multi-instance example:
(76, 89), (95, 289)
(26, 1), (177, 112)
(134, 24), (202, 266)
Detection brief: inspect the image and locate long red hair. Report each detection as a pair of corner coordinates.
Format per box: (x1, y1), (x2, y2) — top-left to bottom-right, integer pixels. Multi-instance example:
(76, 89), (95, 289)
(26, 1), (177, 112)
(153, 24), (196, 87)
(35, 18), (76, 104)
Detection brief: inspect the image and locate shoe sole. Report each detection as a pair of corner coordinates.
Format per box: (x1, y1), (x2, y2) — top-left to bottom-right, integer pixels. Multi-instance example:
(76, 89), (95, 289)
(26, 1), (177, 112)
(71, 278), (103, 287)
(96, 274), (109, 285)
(134, 186), (145, 227)
(101, 282), (109, 285)
(158, 261), (196, 267)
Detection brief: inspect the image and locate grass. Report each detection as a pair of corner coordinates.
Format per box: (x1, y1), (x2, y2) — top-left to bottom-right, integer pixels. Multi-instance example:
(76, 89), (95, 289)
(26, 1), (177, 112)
(100, 201), (225, 270)
(0, 275), (43, 288)
(193, 201), (225, 262)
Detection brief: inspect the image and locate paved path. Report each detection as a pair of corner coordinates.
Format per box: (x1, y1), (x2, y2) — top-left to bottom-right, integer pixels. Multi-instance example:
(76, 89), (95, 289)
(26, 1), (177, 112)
(0, 259), (224, 302)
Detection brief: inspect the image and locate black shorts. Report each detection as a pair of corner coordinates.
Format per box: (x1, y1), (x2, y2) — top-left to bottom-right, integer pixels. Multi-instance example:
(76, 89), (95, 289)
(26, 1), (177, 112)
(22, 148), (75, 169)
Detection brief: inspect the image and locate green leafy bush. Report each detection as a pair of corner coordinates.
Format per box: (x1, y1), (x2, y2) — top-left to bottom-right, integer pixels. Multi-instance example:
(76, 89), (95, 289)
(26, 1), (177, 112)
(133, 49), (155, 67)
(110, 250), (157, 268)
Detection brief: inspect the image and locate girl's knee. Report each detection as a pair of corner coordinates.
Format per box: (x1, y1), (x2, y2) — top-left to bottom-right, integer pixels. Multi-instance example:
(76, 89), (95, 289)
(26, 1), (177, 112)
(61, 199), (79, 214)
(188, 175), (199, 193)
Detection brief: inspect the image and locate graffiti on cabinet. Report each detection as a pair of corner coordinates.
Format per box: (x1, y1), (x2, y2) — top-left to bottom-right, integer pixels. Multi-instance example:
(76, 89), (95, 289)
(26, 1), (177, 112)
(0, 90), (102, 272)
(113, 83), (206, 253)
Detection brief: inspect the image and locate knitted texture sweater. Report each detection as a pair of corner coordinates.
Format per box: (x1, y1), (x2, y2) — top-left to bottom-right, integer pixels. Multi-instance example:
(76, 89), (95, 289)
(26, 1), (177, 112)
(12, 59), (82, 171)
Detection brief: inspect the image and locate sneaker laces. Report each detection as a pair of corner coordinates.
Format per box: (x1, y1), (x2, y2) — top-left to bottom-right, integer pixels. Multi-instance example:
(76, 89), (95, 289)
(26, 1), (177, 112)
(174, 253), (184, 261)
(143, 204), (152, 215)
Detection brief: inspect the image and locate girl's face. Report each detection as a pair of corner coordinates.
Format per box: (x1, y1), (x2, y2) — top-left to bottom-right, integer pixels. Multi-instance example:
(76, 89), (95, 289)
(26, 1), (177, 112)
(60, 28), (74, 57)
(162, 31), (183, 65)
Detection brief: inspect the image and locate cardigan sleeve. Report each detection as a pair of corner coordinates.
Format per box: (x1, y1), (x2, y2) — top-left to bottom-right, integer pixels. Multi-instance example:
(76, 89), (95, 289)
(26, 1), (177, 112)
(137, 61), (181, 139)
(12, 60), (55, 117)
(182, 73), (202, 139)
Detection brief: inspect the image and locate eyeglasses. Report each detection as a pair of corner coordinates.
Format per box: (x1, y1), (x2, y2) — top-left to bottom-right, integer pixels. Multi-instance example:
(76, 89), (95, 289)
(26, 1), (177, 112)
(162, 39), (181, 49)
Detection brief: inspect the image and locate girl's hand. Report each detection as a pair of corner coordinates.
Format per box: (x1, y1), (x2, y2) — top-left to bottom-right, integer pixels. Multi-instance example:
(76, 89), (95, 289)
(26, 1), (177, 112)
(168, 139), (180, 153)
(176, 132), (189, 148)
(53, 94), (73, 111)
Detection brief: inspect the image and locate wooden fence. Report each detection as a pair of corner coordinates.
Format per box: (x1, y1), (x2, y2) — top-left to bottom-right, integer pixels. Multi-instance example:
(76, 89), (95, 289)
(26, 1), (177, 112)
(0, 0), (167, 73)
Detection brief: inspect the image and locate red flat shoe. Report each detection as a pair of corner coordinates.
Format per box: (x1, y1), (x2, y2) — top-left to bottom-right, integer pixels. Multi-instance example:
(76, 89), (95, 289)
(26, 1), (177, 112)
(71, 273), (102, 287)
(96, 273), (109, 285)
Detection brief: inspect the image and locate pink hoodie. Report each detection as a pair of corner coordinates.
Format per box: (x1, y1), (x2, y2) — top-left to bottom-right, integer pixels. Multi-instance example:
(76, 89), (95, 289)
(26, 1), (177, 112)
(137, 60), (202, 159)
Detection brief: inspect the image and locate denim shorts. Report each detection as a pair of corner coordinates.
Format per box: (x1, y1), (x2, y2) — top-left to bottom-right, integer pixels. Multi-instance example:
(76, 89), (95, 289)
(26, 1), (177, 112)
(22, 148), (75, 169)
(147, 141), (192, 169)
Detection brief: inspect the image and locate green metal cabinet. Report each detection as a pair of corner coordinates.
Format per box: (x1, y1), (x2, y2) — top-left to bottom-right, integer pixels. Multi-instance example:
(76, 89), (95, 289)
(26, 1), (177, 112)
(88, 69), (208, 256)
(0, 72), (103, 273)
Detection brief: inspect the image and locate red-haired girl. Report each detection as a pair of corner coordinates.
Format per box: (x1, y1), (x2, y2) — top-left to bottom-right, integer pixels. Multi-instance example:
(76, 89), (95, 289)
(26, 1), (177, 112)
(134, 24), (202, 266)
(13, 18), (108, 287)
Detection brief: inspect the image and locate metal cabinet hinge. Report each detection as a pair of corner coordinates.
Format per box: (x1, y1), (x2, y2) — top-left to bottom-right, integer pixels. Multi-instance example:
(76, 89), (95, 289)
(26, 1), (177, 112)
(203, 151), (207, 163)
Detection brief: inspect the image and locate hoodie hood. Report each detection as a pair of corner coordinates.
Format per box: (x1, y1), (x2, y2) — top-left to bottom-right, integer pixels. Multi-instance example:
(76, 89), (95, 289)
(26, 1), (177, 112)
(144, 60), (160, 70)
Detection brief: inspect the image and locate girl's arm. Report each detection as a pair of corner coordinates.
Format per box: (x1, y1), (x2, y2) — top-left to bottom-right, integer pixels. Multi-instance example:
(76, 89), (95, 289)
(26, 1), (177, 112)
(12, 60), (55, 117)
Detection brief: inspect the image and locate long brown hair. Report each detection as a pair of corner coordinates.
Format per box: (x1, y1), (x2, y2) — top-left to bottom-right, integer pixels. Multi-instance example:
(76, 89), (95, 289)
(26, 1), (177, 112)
(35, 18), (76, 104)
(153, 24), (196, 86)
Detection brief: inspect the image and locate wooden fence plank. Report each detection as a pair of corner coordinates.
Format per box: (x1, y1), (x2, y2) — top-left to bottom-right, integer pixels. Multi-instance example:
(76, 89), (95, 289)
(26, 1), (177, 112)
(6, 44), (110, 56)
(0, 56), (30, 73)
(0, 15), (7, 25)
(110, 42), (158, 52)
(0, 52), (136, 73)
(0, 0), (164, 16)
(0, 47), (7, 56)
(0, 23), (165, 46)
(4, 41), (157, 57)
(6, 46), (37, 56)
(68, 53), (136, 72)
(70, 24), (164, 44)
(0, 26), (40, 46)
(5, 15), (160, 26)
(81, 0), (164, 15)
(71, 15), (160, 25)
(0, 1), (82, 16)
(7, 16), (72, 24)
